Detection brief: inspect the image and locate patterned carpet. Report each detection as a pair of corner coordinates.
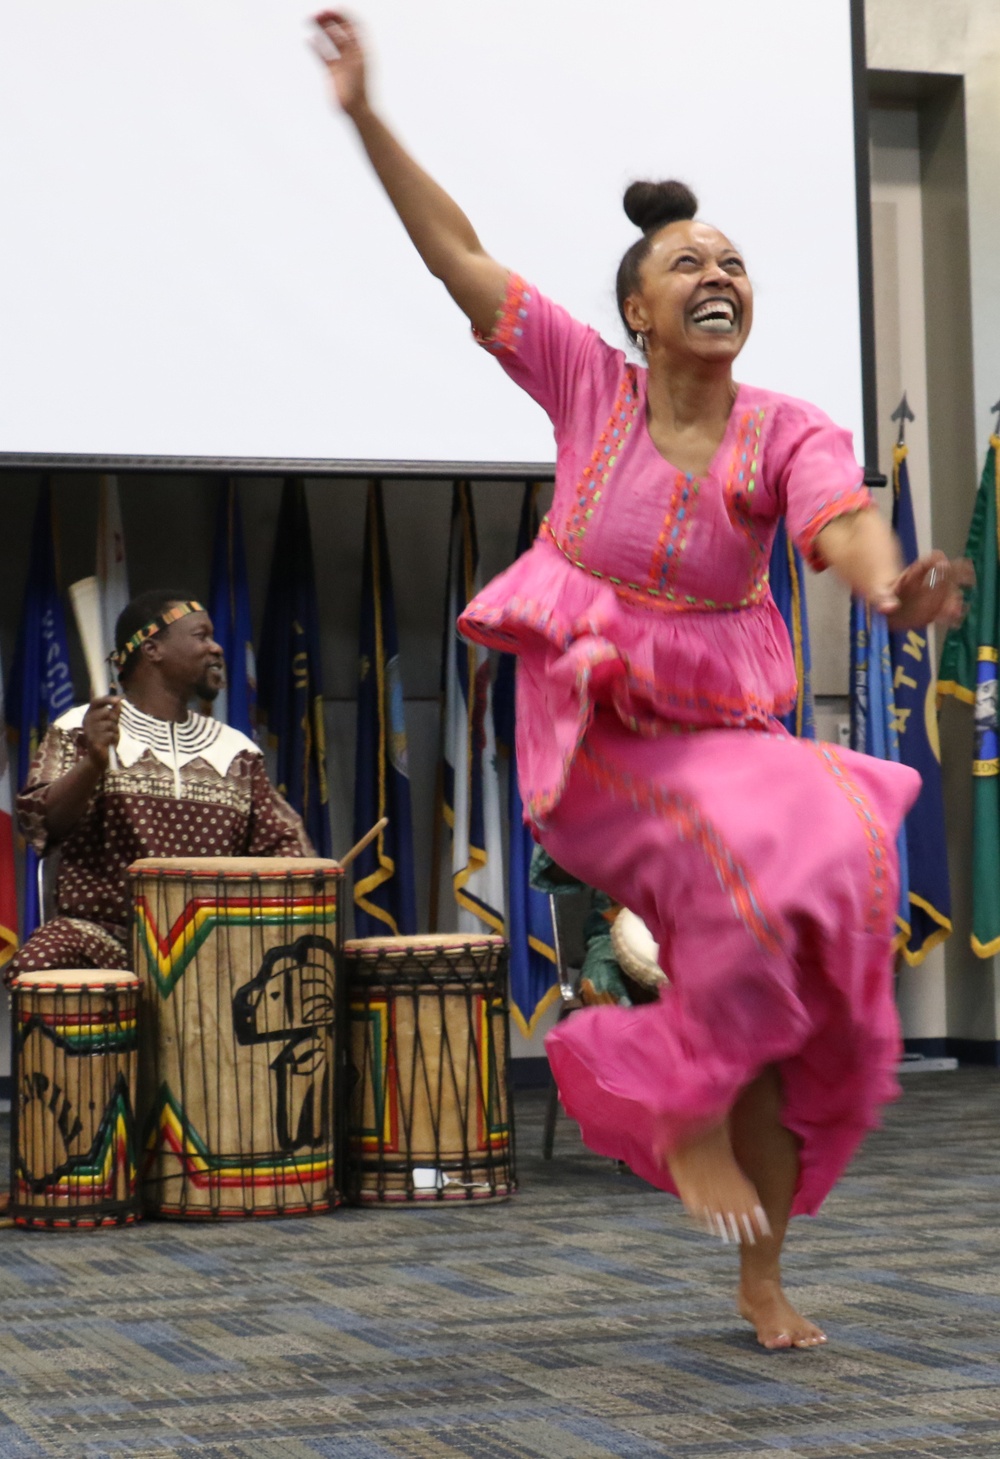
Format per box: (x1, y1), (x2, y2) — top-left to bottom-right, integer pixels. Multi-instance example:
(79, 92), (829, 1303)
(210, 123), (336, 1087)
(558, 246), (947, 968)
(1, 1070), (999, 1458)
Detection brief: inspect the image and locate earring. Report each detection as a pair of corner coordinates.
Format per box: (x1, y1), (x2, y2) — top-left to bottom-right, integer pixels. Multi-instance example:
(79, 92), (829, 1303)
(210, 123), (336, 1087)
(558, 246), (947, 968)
(636, 331), (647, 353)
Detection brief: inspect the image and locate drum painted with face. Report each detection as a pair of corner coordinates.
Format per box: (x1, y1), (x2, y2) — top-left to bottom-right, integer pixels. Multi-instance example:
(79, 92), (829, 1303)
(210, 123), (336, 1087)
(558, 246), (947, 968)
(344, 934), (514, 1203)
(11, 969), (141, 1229)
(128, 857), (344, 1218)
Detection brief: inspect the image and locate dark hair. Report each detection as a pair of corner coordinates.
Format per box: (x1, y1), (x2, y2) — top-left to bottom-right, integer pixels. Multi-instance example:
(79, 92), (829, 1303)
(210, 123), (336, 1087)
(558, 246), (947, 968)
(615, 180), (698, 345)
(115, 589), (189, 679)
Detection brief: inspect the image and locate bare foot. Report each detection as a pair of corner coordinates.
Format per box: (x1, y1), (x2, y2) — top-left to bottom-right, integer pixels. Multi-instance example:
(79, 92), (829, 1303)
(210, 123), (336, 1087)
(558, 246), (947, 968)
(738, 1278), (827, 1350)
(661, 1122), (771, 1243)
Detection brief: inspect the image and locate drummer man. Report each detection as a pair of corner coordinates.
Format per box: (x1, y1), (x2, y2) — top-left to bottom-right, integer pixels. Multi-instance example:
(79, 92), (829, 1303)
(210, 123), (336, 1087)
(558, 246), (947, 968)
(6, 589), (312, 981)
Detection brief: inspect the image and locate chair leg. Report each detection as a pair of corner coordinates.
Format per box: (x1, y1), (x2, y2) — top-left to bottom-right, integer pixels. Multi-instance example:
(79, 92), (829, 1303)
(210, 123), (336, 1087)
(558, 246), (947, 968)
(542, 1072), (560, 1160)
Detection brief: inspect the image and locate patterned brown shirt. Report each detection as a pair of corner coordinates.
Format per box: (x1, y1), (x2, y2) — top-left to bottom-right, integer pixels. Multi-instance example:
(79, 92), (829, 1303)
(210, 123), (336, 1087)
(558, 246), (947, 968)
(18, 699), (312, 939)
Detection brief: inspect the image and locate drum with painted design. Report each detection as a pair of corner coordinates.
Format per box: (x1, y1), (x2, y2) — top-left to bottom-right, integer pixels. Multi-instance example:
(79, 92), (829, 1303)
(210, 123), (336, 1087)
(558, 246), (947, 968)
(11, 969), (141, 1229)
(128, 857), (344, 1218)
(344, 934), (514, 1203)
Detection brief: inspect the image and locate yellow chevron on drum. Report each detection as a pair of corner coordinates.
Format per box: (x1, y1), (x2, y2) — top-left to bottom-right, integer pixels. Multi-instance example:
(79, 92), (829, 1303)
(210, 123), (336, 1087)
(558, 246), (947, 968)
(129, 857), (344, 1219)
(345, 934), (515, 1204)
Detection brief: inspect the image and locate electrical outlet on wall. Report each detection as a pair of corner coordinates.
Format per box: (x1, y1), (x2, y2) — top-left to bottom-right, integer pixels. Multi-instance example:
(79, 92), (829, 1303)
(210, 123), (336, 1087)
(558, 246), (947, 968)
(837, 720), (851, 747)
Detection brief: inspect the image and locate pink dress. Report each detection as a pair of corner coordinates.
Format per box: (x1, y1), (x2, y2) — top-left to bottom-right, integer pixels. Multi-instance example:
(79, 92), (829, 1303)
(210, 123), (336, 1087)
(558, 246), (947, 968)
(460, 276), (920, 1217)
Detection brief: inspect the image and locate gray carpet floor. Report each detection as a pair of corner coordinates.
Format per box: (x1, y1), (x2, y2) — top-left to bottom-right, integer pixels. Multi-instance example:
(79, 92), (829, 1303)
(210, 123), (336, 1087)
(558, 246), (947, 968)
(1, 1069), (999, 1458)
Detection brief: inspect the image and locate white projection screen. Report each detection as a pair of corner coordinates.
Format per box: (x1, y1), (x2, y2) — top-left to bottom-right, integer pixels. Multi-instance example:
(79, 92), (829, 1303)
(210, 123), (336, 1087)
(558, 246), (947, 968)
(0, 1), (866, 472)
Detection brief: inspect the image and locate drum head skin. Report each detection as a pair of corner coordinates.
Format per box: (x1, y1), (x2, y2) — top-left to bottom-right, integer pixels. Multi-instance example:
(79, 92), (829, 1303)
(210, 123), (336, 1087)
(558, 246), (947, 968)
(129, 856), (342, 876)
(345, 934), (506, 956)
(610, 909), (667, 991)
(12, 968), (140, 990)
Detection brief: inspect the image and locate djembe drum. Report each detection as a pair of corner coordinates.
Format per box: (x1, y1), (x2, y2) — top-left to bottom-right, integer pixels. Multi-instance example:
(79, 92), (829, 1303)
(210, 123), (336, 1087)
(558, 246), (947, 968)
(129, 857), (344, 1218)
(344, 934), (515, 1203)
(10, 969), (141, 1229)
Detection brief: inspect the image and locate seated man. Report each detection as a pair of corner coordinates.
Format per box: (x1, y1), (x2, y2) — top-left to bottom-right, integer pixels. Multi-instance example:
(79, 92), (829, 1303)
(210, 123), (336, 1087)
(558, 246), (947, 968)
(6, 589), (311, 979)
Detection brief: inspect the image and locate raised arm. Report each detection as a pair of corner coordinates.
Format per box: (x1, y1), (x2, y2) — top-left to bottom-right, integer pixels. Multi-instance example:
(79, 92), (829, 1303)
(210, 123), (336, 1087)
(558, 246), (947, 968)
(312, 12), (509, 336)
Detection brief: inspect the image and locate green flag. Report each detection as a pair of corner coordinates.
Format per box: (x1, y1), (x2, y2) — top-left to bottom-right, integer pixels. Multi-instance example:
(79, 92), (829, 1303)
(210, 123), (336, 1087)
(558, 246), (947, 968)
(938, 433), (1000, 956)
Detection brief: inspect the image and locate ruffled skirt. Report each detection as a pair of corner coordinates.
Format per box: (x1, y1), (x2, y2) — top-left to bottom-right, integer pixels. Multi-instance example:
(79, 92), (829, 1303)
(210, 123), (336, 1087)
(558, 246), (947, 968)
(543, 711), (920, 1217)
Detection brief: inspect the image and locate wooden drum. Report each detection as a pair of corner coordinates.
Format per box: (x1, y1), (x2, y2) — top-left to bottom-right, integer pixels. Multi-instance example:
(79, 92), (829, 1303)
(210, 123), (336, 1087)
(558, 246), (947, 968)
(129, 857), (344, 1219)
(11, 969), (141, 1229)
(344, 934), (515, 1204)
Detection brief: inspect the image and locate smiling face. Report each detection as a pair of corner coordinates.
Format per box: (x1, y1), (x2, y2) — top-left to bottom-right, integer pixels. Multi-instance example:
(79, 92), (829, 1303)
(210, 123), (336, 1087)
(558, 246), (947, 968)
(623, 219), (753, 367)
(147, 608), (226, 701)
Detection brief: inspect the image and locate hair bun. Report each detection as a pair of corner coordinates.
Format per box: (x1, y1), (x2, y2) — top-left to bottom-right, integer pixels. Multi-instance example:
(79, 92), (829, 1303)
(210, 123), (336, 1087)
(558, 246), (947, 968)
(623, 180), (698, 233)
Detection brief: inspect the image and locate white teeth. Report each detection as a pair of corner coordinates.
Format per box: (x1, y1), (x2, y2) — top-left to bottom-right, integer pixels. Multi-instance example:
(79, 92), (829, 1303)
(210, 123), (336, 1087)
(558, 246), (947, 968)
(691, 298), (736, 328)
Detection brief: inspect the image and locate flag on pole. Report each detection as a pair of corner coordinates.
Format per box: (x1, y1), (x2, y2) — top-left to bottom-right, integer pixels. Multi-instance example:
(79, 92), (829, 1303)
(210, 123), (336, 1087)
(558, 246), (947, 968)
(207, 479), (257, 738)
(436, 483), (505, 935)
(888, 442), (952, 963)
(96, 474), (129, 677)
(938, 433), (1000, 956)
(851, 593), (910, 944)
(257, 479), (331, 856)
(6, 479), (76, 936)
(769, 519), (816, 738)
(353, 481), (417, 937)
(495, 484), (558, 1034)
(0, 643), (19, 972)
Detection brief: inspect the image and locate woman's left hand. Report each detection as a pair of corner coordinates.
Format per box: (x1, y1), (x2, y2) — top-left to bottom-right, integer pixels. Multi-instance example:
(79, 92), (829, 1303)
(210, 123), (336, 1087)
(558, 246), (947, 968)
(885, 551), (974, 631)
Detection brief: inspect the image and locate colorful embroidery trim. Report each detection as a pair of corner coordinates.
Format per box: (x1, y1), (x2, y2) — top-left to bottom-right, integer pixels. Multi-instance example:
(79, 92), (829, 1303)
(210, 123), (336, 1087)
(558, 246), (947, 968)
(473, 273), (532, 356)
(812, 744), (891, 936)
(577, 742), (785, 956)
(799, 486), (873, 569)
(537, 520), (770, 612)
(562, 367), (641, 560)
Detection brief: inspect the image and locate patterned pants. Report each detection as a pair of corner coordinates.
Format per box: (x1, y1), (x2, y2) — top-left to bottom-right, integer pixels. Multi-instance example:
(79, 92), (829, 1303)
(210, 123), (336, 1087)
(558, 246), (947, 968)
(5, 917), (131, 986)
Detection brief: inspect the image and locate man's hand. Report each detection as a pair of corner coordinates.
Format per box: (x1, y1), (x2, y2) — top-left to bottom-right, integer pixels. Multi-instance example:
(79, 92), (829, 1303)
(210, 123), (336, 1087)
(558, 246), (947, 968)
(82, 695), (122, 771)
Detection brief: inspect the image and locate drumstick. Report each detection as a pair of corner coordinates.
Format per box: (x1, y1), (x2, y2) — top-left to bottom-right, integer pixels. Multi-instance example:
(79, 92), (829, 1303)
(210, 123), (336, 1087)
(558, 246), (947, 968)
(68, 576), (119, 772)
(338, 817), (388, 870)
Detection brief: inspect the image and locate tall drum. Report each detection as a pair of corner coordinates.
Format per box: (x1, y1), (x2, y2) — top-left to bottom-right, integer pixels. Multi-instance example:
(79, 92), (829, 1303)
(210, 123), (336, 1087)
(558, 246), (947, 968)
(344, 934), (515, 1204)
(129, 857), (344, 1218)
(11, 970), (141, 1230)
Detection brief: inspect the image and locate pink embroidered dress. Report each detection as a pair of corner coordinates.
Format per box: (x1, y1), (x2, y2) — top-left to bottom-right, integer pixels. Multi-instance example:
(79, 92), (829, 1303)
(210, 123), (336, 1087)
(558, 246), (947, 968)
(460, 276), (920, 1217)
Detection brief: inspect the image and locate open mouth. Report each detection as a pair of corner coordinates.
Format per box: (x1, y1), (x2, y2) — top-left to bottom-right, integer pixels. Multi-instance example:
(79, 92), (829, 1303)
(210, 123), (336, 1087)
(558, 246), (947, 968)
(690, 297), (738, 334)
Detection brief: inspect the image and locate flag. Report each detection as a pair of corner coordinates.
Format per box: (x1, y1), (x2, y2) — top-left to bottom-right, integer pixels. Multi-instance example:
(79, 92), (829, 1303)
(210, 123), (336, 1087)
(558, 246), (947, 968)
(436, 482), (505, 935)
(888, 442), (952, 963)
(352, 481), (417, 937)
(0, 644), (19, 971)
(769, 519), (816, 738)
(257, 479), (331, 856)
(7, 479), (76, 936)
(938, 433), (1000, 956)
(851, 593), (910, 945)
(495, 484), (558, 1035)
(207, 479), (257, 738)
(96, 474), (129, 678)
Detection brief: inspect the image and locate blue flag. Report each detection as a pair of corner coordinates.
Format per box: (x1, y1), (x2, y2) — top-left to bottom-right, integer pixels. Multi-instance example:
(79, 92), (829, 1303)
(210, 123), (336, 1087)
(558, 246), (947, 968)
(436, 483), (505, 934)
(888, 443), (951, 962)
(495, 484), (558, 1035)
(353, 481), (417, 936)
(769, 519), (816, 739)
(257, 479), (331, 856)
(6, 479), (75, 935)
(851, 594), (910, 945)
(207, 479), (257, 739)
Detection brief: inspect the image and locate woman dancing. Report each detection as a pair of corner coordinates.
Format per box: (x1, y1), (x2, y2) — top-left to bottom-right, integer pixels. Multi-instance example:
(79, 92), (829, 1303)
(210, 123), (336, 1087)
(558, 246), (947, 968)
(312, 13), (965, 1349)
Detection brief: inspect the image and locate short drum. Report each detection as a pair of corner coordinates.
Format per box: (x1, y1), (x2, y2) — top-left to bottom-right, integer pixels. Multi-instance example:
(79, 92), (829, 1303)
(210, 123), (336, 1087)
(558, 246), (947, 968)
(129, 857), (344, 1219)
(11, 969), (141, 1229)
(344, 934), (515, 1203)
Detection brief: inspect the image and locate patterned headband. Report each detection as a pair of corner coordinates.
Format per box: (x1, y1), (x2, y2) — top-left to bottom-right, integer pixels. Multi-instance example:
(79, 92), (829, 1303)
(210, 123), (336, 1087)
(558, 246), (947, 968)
(111, 601), (205, 675)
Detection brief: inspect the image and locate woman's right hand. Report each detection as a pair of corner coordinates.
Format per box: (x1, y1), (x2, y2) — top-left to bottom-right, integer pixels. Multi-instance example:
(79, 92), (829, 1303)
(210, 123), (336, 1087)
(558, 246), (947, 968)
(82, 695), (122, 771)
(311, 11), (369, 118)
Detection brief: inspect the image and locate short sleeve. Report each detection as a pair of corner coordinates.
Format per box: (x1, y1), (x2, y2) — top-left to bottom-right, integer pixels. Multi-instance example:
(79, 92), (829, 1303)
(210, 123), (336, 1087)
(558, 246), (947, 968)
(244, 755), (314, 857)
(16, 725), (90, 855)
(474, 273), (611, 435)
(774, 401), (873, 570)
